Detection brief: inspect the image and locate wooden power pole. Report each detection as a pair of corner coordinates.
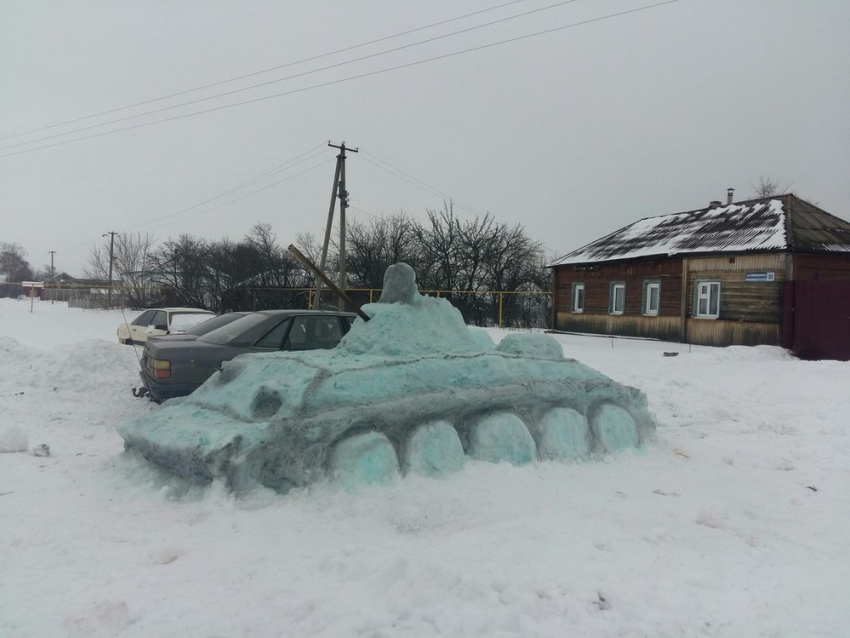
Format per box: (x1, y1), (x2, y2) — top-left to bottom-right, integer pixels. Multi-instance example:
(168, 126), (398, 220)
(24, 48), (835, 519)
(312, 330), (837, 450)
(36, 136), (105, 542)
(315, 141), (357, 310)
(103, 231), (116, 309)
(48, 250), (57, 304)
(314, 156), (342, 309)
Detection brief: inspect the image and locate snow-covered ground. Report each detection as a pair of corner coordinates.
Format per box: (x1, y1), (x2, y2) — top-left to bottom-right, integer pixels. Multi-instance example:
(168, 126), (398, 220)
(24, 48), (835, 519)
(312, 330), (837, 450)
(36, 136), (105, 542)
(1, 298), (847, 637)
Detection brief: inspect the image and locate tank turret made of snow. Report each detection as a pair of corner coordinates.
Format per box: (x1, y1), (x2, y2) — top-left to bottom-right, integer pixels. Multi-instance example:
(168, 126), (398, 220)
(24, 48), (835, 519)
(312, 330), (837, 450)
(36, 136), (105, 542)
(117, 263), (655, 492)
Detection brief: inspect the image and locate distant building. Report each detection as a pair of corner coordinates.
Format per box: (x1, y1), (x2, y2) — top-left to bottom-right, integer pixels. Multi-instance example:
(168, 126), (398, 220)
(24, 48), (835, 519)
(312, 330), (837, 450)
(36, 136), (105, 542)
(546, 193), (850, 360)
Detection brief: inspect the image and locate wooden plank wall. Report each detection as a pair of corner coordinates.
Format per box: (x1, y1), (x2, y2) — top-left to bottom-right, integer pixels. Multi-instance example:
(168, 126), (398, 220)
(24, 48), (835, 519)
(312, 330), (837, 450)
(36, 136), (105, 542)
(686, 254), (787, 325)
(686, 319), (780, 347)
(554, 313), (682, 341)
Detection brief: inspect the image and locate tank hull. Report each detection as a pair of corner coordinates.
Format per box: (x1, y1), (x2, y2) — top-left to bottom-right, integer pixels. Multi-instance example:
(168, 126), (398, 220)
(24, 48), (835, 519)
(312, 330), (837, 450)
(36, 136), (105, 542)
(118, 349), (654, 492)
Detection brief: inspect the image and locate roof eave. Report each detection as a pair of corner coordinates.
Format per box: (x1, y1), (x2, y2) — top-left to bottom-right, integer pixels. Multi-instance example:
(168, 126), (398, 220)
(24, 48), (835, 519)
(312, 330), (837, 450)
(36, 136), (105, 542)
(551, 247), (793, 268)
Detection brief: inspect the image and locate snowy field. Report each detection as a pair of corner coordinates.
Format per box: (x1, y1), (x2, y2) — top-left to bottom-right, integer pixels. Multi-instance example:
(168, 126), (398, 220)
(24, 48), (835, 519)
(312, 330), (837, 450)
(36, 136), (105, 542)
(1, 298), (848, 638)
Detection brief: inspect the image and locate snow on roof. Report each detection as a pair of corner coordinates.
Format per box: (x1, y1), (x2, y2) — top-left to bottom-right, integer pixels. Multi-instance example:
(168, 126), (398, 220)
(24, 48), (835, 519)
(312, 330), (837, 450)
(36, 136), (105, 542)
(548, 199), (788, 267)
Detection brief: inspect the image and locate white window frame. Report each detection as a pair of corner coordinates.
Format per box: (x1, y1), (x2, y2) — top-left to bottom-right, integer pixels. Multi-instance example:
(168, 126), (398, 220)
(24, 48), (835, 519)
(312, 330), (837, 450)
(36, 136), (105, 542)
(610, 283), (625, 315)
(572, 283), (585, 313)
(695, 281), (721, 318)
(644, 281), (660, 316)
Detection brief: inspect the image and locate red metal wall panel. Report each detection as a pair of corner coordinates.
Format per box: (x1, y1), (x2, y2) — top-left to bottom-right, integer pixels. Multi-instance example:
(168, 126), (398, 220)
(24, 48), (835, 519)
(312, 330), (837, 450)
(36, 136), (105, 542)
(789, 281), (850, 361)
(781, 281), (795, 350)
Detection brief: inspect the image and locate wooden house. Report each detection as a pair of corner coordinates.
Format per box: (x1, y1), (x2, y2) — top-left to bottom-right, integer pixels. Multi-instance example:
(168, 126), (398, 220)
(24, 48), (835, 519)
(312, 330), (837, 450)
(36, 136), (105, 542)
(547, 193), (850, 360)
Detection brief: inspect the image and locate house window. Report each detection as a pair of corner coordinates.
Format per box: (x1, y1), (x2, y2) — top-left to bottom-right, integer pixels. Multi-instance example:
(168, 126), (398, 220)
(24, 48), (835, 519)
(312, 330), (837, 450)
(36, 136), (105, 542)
(695, 281), (721, 318)
(643, 281), (660, 316)
(571, 283), (585, 313)
(609, 282), (625, 315)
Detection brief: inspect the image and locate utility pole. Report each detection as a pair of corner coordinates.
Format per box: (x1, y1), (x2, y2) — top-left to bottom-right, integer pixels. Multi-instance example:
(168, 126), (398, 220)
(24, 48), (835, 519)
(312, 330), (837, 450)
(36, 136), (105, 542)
(48, 250), (56, 305)
(326, 141), (357, 311)
(314, 155), (342, 309)
(103, 231), (116, 309)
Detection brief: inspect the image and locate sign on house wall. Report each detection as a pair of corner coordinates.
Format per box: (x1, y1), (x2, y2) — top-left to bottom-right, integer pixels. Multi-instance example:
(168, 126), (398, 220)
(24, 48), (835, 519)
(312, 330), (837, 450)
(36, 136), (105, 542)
(745, 272), (776, 282)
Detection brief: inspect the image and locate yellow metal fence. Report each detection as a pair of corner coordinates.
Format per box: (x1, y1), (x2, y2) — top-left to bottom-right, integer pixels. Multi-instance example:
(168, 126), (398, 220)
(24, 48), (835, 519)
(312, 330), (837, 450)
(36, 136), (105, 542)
(6, 283), (551, 328)
(306, 288), (550, 328)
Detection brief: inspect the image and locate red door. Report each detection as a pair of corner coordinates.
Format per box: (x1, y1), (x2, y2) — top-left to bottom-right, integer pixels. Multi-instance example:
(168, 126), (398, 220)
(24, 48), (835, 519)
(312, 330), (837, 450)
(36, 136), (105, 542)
(784, 281), (850, 361)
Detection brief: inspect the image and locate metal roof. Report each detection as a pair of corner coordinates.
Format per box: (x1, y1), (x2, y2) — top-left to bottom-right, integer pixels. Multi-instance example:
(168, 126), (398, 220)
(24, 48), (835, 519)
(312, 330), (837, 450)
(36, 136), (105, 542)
(547, 194), (850, 267)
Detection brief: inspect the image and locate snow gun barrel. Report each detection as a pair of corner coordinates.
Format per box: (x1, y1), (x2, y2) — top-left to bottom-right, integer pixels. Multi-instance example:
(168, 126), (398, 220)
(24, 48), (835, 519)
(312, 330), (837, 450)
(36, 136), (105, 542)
(287, 244), (370, 321)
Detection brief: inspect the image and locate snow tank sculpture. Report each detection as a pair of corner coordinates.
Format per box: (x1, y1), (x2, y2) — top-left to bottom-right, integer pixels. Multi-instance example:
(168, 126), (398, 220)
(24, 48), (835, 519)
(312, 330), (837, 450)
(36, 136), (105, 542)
(117, 263), (655, 492)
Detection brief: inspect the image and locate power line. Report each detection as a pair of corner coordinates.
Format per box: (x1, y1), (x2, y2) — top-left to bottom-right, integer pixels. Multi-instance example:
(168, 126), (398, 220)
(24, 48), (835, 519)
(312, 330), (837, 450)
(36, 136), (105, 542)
(357, 151), (484, 217)
(139, 159), (335, 234)
(0, 0), (530, 143)
(121, 144), (329, 232)
(357, 155), (446, 201)
(53, 142), (330, 253)
(0, 1), (680, 158)
(0, 0), (580, 153)
(348, 206), (383, 221)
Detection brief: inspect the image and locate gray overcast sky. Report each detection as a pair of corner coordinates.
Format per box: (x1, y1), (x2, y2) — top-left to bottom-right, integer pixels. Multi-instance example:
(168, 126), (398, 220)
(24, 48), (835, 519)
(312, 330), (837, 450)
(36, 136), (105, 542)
(2, 0), (848, 277)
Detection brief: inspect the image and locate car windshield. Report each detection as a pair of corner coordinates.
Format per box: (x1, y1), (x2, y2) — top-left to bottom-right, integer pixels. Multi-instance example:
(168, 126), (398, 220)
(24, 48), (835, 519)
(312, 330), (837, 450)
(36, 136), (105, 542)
(169, 312), (214, 333)
(185, 313), (244, 336)
(198, 313), (270, 345)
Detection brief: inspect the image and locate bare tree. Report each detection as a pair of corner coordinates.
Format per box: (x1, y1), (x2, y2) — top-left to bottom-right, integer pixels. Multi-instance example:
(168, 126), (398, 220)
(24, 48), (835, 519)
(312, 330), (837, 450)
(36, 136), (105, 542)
(484, 230), (549, 327)
(752, 176), (792, 198)
(247, 222), (305, 290)
(247, 222), (281, 288)
(147, 235), (210, 308)
(409, 203), (550, 325)
(346, 213), (419, 290)
(414, 203), (462, 292)
(85, 232), (156, 306)
(204, 238), (261, 312)
(0, 243), (34, 283)
(293, 232), (322, 267)
(65, 211), (551, 322)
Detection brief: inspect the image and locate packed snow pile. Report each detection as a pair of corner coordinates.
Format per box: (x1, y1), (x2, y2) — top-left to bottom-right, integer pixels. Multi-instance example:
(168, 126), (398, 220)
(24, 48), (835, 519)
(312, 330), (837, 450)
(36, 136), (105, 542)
(0, 424), (29, 453)
(117, 263), (655, 491)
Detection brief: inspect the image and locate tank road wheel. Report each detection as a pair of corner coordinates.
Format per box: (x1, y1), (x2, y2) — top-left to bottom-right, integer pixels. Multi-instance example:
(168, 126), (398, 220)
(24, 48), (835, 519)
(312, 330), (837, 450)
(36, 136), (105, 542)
(404, 420), (465, 477)
(536, 408), (591, 461)
(591, 404), (639, 453)
(329, 432), (400, 486)
(469, 412), (536, 465)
